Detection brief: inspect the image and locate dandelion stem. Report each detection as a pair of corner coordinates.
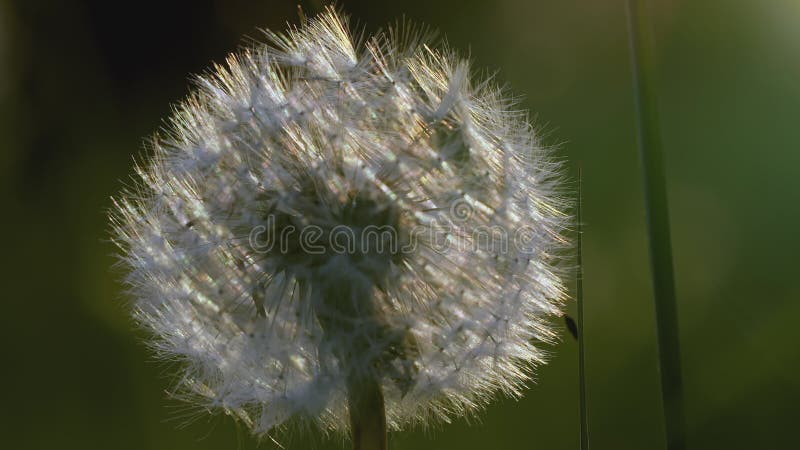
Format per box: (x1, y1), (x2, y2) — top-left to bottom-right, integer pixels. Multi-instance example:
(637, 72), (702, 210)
(576, 164), (589, 450)
(347, 375), (388, 450)
(625, 2), (687, 449)
(319, 283), (389, 450)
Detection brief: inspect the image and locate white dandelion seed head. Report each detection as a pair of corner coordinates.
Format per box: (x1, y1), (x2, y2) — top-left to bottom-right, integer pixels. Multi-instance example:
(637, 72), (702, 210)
(111, 8), (571, 438)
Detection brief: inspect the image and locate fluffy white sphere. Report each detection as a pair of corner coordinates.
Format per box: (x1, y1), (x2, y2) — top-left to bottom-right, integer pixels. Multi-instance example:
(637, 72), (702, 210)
(111, 9), (571, 438)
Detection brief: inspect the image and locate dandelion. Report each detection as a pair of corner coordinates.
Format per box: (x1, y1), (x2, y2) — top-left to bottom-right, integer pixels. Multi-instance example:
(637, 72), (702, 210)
(111, 8), (571, 448)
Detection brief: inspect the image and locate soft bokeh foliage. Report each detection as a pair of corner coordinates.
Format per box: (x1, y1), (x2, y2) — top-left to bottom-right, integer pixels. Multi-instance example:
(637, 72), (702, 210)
(1, 0), (798, 449)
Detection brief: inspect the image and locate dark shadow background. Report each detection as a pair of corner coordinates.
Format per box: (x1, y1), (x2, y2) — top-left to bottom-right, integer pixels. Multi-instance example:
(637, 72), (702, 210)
(1, 0), (798, 448)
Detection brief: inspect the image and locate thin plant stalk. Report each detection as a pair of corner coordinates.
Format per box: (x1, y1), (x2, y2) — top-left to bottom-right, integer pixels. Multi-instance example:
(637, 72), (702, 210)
(577, 165), (589, 450)
(320, 288), (389, 450)
(625, 1), (687, 449)
(348, 377), (387, 450)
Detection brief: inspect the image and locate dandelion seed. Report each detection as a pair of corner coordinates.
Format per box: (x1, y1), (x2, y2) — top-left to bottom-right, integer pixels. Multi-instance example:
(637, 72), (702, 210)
(110, 8), (571, 446)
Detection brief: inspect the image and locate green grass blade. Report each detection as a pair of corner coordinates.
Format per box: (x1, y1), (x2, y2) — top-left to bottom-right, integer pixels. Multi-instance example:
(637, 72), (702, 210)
(577, 164), (589, 450)
(625, 1), (687, 449)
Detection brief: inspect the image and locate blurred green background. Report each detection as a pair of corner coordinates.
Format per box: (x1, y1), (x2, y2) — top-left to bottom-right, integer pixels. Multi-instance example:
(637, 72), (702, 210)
(1, 0), (798, 448)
